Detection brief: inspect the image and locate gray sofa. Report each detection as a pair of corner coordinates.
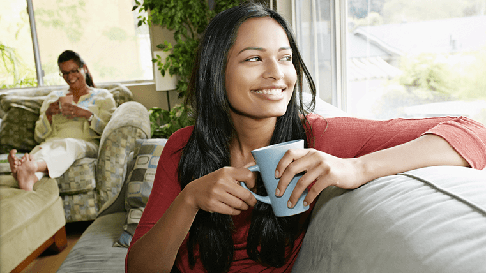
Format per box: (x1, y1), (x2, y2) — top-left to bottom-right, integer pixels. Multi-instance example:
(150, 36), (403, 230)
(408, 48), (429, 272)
(57, 165), (486, 273)
(57, 97), (486, 273)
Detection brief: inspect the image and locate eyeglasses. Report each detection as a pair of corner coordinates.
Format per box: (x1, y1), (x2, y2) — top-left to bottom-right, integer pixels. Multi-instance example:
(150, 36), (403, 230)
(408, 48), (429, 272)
(59, 68), (82, 77)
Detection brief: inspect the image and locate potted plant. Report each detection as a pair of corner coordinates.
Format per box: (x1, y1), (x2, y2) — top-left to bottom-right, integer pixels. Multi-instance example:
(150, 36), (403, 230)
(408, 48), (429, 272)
(133, 0), (242, 138)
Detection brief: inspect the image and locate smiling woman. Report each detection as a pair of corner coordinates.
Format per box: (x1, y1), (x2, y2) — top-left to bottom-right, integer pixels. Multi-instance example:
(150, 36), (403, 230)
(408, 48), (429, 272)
(225, 17), (297, 119)
(125, 3), (486, 273)
(7, 50), (117, 191)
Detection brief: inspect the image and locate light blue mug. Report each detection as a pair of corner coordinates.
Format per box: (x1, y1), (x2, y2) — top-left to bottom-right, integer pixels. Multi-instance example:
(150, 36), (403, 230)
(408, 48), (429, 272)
(241, 139), (310, 217)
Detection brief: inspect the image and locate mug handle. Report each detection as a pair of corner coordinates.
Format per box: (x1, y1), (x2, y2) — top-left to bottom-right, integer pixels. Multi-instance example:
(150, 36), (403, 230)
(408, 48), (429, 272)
(240, 165), (271, 204)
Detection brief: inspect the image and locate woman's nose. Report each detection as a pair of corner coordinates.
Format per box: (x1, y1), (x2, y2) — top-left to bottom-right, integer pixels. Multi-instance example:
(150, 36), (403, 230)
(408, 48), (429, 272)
(67, 72), (76, 81)
(263, 59), (284, 80)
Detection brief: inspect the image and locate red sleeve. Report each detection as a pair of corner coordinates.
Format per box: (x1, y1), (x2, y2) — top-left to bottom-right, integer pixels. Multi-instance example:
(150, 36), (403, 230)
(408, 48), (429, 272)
(126, 126), (194, 260)
(306, 114), (486, 170)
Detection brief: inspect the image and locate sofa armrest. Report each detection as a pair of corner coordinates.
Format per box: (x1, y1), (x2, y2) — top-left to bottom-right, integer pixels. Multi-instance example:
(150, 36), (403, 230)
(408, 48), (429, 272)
(293, 166), (486, 273)
(96, 101), (150, 207)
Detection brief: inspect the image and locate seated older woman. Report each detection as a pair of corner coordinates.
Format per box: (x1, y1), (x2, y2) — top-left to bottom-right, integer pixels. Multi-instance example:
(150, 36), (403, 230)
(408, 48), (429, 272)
(8, 50), (116, 191)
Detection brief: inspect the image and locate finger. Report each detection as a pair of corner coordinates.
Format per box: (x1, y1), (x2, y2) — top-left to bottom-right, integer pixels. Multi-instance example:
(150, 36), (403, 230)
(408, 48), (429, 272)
(276, 150), (316, 197)
(275, 149), (308, 178)
(219, 167), (257, 206)
(218, 188), (251, 211)
(205, 201), (243, 216)
(288, 167), (324, 208)
(203, 186), (248, 215)
(230, 182), (257, 207)
(302, 176), (335, 207)
(230, 167), (257, 191)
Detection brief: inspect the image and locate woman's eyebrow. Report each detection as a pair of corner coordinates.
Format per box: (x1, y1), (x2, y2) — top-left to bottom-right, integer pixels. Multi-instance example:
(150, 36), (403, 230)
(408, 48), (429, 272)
(237, 46), (291, 55)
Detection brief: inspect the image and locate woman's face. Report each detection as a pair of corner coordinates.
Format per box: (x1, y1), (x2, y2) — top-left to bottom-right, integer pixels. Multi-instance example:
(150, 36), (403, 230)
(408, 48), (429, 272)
(59, 59), (87, 89)
(225, 17), (297, 120)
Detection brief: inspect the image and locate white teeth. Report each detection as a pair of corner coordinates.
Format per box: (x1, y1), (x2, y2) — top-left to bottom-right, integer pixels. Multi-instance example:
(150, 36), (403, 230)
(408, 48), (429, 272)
(253, 89), (283, 94)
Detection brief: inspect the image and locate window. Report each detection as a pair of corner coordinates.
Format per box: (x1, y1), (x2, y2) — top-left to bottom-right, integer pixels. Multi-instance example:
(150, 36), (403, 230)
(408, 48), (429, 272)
(0, 0), (152, 89)
(295, 0), (486, 125)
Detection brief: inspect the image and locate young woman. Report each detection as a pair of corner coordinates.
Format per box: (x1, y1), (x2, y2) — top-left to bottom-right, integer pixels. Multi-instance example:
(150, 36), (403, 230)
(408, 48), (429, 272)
(126, 3), (486, 273)
(7, 50), (116, 191)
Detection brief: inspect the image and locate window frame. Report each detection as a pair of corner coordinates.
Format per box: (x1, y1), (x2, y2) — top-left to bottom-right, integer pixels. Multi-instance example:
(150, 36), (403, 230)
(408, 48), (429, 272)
(21, 0), (154, 89)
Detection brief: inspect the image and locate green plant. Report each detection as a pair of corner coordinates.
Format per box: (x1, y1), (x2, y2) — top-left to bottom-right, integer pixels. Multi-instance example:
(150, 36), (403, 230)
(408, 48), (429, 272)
(0, 42), (37, 88)
(149, 104), (194, 138)
(134, 0), (241, 99)
(134, 0), (241, 137)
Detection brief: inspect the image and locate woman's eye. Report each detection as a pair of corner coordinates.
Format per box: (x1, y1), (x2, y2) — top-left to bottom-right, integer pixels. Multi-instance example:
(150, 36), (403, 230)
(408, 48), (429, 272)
(280, 55), (292, 61)
(245, 56), (261, 62)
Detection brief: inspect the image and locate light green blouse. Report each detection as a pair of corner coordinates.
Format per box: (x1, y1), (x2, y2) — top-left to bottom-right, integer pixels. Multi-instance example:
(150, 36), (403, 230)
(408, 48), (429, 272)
(34, 88), (117, 143)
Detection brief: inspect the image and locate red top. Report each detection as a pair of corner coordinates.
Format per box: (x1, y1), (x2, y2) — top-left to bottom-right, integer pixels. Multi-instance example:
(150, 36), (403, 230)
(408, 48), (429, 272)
(127, 114), (486, 272)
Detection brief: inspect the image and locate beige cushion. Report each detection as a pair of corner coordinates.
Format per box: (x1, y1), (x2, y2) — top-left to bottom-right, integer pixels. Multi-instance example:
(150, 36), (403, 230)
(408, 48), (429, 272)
(0, 177), (65, 272)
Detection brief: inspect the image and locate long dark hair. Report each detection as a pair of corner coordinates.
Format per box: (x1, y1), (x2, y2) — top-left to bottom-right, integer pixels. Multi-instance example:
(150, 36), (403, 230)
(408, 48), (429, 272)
(57, 50), (95, 87)
(179, 3), (316, 272)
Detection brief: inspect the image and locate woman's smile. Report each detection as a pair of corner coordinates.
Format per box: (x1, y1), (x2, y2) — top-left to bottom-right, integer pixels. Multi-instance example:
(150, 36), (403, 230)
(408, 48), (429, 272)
(251, 87), (287, 100)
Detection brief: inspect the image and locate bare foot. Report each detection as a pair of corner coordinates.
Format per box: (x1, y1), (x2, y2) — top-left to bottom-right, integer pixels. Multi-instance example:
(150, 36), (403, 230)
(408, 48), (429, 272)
(8, 149), (22, 180)
(17, 154), (39, 191)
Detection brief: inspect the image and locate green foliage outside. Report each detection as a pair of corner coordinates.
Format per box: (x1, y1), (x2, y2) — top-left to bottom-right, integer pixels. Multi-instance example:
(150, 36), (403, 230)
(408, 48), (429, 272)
(149, 104), (195, 139)
(397, 51), (486, 100)
(398, 54), (457, 95)
(133, 0), (241, 138)
(0, 43), (37, 89)
(373, 50), (486, 121)
(348, 0), (486, 124)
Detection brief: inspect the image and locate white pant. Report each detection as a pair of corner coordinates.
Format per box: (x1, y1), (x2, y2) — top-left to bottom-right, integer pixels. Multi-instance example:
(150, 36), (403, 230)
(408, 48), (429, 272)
(31, 138), (98, 178)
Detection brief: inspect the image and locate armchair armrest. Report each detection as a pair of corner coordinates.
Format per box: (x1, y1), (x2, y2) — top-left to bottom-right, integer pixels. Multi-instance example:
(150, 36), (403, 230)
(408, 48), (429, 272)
(96, 101), (151, 207)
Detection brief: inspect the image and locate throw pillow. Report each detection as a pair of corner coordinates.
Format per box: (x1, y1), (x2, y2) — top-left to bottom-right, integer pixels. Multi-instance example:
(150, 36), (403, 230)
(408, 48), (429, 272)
(0, 96), (45, 154)
(114, 138), (167, 248)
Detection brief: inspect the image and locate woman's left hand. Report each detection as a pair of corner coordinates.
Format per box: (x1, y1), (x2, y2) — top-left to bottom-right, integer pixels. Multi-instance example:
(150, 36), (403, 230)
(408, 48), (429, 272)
(275, 148), (366, 208)
(60, 103), (92, 120)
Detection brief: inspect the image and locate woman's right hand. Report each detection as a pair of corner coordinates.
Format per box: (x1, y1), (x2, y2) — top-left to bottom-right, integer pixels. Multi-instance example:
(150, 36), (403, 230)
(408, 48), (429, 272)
(182, 166), (258, 215)
(45, 100), (61, 123)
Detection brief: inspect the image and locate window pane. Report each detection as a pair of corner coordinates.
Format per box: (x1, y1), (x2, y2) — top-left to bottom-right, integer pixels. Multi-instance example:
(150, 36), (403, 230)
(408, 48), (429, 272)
(294, 0), (333, 102)
(0, 0), (37, 88)
(346, 0), (486, 124)
(33, 0), (152, 86)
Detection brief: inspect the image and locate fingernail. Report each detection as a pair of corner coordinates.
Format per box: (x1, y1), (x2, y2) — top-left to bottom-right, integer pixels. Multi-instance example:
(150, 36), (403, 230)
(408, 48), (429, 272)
(275, 188), (280, 196)
(275, 170), (280, 178)
(287, 200), (292, 208)
(303, 201), (308, 207)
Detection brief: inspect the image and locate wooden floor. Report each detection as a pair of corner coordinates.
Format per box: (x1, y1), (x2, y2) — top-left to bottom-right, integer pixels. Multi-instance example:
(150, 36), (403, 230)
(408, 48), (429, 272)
(20, 221), (93, 273)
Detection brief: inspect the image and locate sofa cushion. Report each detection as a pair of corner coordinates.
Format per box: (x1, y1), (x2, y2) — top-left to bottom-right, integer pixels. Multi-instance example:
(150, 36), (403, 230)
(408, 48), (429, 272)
(114, 138), (167, 248)
(57, 212), (128, 273)
(292, 166), (486, 273)
(57, 158), (97, 194)
(62, 190), (99, 223)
